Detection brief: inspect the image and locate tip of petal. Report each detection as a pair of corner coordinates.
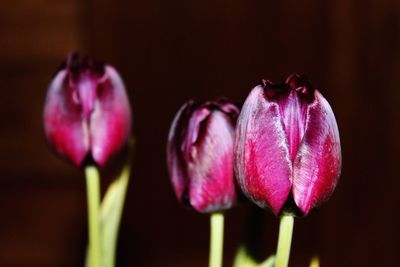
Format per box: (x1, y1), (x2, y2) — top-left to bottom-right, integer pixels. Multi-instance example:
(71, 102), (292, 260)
(65, 52), (105, 76)
(261, 79), (273, 87)
(285, 73), (315, 101)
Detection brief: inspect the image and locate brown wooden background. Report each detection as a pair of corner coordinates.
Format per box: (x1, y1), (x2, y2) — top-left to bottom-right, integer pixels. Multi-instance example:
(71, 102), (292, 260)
(0, 0), (399, 266)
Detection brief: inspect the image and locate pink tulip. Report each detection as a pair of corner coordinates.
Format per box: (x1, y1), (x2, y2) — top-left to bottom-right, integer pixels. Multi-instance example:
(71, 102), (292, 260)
(43, 53), (132, 167)
(235, 74), (341, 216)
(167, 99), (239, 213)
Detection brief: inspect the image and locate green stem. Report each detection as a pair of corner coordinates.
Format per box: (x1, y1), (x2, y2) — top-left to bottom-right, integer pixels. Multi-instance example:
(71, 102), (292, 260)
(85, 166), (101, 267)
(101, 138), (134, 267)
(104, 164), (130, 267)
(275, 215), (294, 267)
(209, 212), (224, 267)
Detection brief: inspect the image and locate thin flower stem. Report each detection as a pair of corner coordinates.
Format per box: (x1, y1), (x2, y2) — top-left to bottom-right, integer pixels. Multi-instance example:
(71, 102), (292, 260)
(85, 166), (101, 267)
(103, 162), (131, 267)
(209, 212), (224, 267)
(275, 215), (294, 267)
(103, 139), (134, 267)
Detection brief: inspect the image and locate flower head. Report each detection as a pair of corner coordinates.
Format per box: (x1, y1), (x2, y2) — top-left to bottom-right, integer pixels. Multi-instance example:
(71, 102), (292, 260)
(43, 53), (132, 167)
(235, 74), (341, 216)
(167, 99), (240, 213)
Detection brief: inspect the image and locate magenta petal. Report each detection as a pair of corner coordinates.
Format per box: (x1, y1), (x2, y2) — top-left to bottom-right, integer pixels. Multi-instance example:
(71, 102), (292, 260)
(292, 90), (341, 215)
(182, 107), (211, 161)
(89, 66), (132, 166)
(167, 101), (194, 201)
(43, 70), (89, 166)
(76, 72), (98, 121)
(235, 86), (292, 215)
(188, 110), (237, 213)
(279, 90), (308, 161)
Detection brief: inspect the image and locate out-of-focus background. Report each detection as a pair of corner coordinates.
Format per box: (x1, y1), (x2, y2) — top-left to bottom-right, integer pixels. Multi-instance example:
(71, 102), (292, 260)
(0, 0), (399, 266)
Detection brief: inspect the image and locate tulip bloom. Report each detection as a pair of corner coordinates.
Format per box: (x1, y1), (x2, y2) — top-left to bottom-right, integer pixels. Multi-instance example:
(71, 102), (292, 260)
(167, 99), (239, 213)
(43, 53), (132, 167)
(235, 74), (341, 216)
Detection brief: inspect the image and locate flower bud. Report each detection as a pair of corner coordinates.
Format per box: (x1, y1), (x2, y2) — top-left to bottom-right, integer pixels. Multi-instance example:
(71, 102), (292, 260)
(43, 53), (132, 167)
(235, 74), (341, 216)
(167, 99), (240, 213)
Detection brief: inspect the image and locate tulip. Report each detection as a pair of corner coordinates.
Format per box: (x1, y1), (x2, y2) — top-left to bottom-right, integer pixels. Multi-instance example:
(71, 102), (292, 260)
(167, 99), (239, 213)
(235, 74), (341, 216)
(43, 53), (132, 167)
(167, 99), (239, 267)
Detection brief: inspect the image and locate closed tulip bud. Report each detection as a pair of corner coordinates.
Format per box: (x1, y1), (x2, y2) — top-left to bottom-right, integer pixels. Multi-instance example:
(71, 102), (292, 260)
(235, 74), (341, 216)
(43, 53), (132, 167)
(167, 99), (240, 213)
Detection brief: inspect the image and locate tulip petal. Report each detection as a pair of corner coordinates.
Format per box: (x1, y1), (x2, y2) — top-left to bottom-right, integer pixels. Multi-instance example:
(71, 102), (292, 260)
(188, 110), (237, 212)
(43, 70), (90, 166)
(183, 107), (211, 162)
(90, 66), (132, 166)
(292, 91), (341, 215)
(235, 86), (292, 215)
(167, 101), (194, 202)
(76, 72), (98, 121)
(279, 91), (308, 161)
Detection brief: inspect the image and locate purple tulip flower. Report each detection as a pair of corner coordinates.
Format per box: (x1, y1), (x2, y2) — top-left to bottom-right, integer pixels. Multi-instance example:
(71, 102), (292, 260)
(167, 99), (240, 213)
(43, 53), (132, 167)
(235, 74), (341, 216)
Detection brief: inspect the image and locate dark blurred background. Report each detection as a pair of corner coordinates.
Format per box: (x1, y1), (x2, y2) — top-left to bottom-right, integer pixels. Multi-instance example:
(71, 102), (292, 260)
(0, 0), (399, 266)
